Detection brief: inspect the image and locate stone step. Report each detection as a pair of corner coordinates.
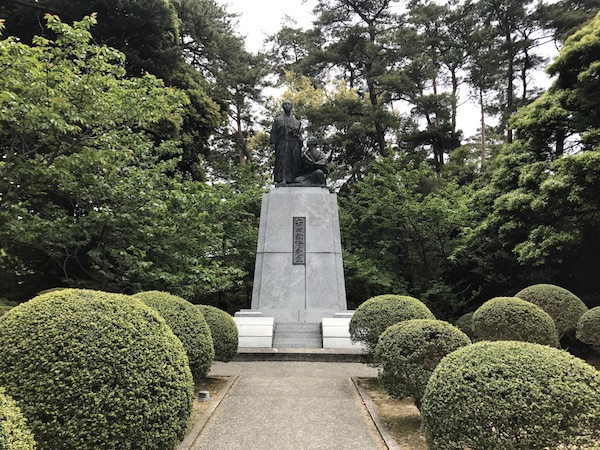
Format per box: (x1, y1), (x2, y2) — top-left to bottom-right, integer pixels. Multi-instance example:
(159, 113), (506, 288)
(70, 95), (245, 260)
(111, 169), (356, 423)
(272, 338), (323, 349)
(273, 322), (323, 349)
(275, 330), (322, 336)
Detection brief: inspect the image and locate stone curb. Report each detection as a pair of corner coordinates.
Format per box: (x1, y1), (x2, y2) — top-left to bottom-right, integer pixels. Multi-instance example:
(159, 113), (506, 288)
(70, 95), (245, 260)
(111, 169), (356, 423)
(177, 375), (239, 450)
(352, 377), (402, 450)
(234, 347), (370, 363)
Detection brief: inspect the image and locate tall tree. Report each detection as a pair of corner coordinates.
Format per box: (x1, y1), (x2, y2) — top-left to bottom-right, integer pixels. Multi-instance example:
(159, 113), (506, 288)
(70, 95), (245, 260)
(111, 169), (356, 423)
(0, 15), (258, 302)
(0, 0), (182, 79)
(456, 12), (600, 309)
(474, 0), (550, 144)
(339, 155), (472, 317)
(308, 0), (407, 156)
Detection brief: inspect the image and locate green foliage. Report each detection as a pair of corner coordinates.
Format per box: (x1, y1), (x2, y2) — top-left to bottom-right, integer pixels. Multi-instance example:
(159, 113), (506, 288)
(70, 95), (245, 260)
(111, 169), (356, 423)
(454, 312), (475, 340)
(0, 289), (193, 450)
(0, 0), (181, 80)
(0, 306), (12, 317)
(515, 284), (588, 340)
(0, 16), (264, 302)
(0, 387), (36, 450)
(349, 294), (435, 356)
(374, 319), (470, 409)
(197, 305), (238, 362)
(133, 291), (214, 381)
(473, 297), (558, 346)
(421, 341), (600, 449)
(339, 156), (472, 316)
(576, 306), (600, 351)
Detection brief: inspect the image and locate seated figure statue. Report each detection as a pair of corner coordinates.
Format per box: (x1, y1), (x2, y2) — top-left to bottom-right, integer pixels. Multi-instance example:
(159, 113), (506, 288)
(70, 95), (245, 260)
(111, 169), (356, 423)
(294, 136), (328, 186)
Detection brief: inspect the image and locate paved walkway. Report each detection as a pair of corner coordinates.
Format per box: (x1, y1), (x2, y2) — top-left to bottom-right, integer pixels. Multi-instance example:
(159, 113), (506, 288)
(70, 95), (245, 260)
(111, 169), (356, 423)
(187, 361), (384, 450)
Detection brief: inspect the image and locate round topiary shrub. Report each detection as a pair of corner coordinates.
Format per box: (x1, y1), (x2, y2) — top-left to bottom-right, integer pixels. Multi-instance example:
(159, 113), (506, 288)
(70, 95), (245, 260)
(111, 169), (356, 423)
(421, 341), (600, 449)
(197, 305), (238, 362)
(473, 296), (558, 346)
(374, 319), (471, 409)
(454, 311), (475, 339)
(133, 291), (214, 382)
(349, 294), (435, 355)
(515, 283), (588, 339)
(0, 387), (36, 450)
(0, 288), (193, 450)
(576, 306), (600, 352)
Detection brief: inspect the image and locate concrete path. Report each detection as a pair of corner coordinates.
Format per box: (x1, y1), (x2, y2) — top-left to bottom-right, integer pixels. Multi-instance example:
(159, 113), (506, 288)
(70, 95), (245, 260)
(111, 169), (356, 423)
(187, 361), (384, 450)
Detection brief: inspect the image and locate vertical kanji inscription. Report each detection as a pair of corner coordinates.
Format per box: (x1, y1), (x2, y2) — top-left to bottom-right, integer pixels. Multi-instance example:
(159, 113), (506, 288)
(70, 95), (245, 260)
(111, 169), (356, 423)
(293, 217), (306, 265)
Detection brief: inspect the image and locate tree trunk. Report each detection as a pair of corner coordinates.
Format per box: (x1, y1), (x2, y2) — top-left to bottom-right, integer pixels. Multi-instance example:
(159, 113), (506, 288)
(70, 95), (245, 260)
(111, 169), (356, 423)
(480, 88), (487, 163)
(235, 105), (246, 165)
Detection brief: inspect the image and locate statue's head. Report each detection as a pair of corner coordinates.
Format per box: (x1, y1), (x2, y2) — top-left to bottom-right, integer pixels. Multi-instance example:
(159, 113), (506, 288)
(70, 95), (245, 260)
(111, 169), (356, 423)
(282, 99), (293, 112)
(306, 136), (318, 147)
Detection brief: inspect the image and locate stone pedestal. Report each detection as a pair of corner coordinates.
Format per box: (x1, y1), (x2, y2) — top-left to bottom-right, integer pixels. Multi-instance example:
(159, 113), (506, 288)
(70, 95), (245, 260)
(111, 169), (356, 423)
(250, 187), (347, 322)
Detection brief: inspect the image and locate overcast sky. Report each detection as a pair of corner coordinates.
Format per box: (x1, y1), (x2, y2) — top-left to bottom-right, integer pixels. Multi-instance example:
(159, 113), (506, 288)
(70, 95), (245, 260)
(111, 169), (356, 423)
(223, 0), (318, 52)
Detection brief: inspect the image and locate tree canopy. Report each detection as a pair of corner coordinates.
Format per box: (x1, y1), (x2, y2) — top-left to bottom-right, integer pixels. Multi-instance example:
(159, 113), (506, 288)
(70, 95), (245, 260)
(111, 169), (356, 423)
(1, 1), (600, 322)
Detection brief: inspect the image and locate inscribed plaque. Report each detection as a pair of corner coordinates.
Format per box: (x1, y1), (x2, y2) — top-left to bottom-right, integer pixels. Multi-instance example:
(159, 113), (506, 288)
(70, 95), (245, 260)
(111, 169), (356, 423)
(293, 217), (306, 265)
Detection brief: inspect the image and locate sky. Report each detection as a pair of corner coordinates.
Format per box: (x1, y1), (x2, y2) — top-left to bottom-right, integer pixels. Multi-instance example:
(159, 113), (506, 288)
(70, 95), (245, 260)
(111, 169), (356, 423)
(223, 0), (318, 52)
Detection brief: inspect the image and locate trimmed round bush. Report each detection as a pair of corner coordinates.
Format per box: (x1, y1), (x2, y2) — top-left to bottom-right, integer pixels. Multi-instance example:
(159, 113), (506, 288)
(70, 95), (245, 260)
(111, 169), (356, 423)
(134, 291), (214, 381)
(0, 288), (194, 450)
(473, 296), (557, 346)
(374, 319), (471, 409)
(454, 311), (475, 339)
(577, 306), (600, 351)
(197, 305), (238, 362)
(421, 341), (600, 449)
(515, 283), (588, 339)
(349, 294), (435, 355)
(0, 387), (36, 450)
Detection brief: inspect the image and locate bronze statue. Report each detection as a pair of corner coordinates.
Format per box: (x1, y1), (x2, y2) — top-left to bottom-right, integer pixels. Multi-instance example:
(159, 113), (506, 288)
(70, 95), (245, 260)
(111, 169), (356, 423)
(294, 136), (328, 185)
(270, 99), (303, 185)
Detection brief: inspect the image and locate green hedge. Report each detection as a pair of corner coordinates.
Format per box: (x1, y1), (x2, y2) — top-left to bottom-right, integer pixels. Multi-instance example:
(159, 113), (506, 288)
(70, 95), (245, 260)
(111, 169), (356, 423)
(350, 294), (435, 356)
(473, 296), (557, 346)
(374, 319), (470, 409)
(134, 291), (214, 381)
(454, 312), (475, 339)
(515, 284), (588, 339)
(421, 341), (600, 449)
(576, 306), (600, 351)
(197, 305), (238, 362)
(0, 387), (36, 450)
(0, 289), (193, 450)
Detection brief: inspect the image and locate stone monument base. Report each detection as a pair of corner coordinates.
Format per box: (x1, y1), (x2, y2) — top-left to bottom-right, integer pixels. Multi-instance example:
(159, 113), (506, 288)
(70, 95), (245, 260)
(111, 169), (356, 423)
(250, 187), (347, 315)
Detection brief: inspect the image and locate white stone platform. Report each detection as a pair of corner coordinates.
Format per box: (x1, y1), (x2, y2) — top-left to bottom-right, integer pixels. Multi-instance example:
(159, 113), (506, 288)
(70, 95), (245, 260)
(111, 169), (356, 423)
(233, 317), (274, 348)
(322, 317), (364, 349)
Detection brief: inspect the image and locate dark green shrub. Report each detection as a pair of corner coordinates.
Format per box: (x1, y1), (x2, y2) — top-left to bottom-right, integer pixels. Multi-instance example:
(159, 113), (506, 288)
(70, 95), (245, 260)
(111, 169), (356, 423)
(421, 341), (600, 449)
(515, 284), (588, 339)
(0, 289), (193, 450)
(577, 306), (600, 352)
(0, 387), (36, 450)
(349, 294), (435, 355)
(473, 296), (557, 346)
(0, 298), (17, 317)
(133, 291), (214, 381)
(197, 305), (238, 362)
(454, 312), (475, 339)
(374, 319), (470, 409)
